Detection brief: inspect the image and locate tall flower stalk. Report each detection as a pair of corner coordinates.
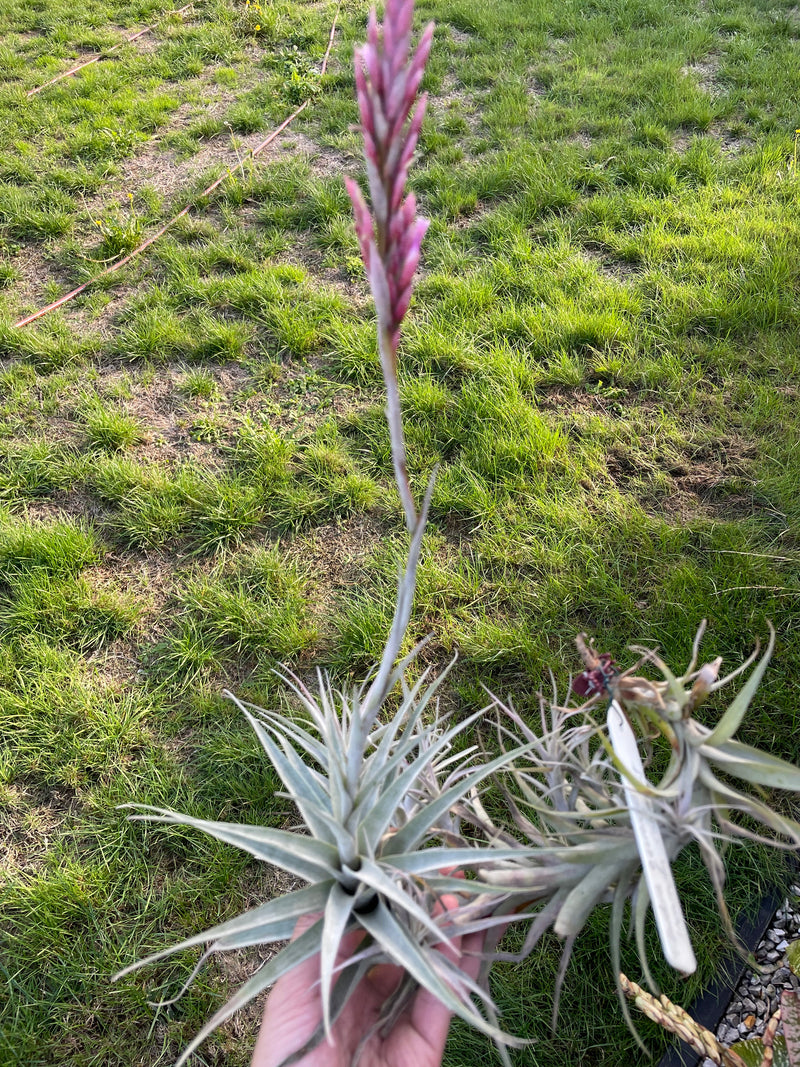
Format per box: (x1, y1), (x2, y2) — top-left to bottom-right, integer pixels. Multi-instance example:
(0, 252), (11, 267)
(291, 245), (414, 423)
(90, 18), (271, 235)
(116, 4), (531, 1065)
(343, 0), (435, 738)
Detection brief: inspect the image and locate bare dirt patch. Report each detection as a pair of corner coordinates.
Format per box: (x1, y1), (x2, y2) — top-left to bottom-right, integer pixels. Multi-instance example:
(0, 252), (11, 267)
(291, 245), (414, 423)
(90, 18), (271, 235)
(36, 485), (117, 530)
(567, 131), (593, 150)
(664, 435), (759, 519)
(80, 53), (267, 207)
(123, 363), (236, 462)
(448, 27), (474, 46)
(581, 243), (641, 281)
(88, 547), (178, 641)
(682, 54), (721, 96)
(69, 283), (140, 338)
(291, 511), (388, 616)
(282, 130), (356, 180)
(544, 37), (570, 59)
(6, 243), (80, 317)
(528, 76), (549, 100)
(1, 783), (80, 875)
(708, 121), (752, 155)
(276, 226), (370, 306)
(107, 119), (264, 205)
(606, 432), (760, 523)
(427, 71), (484, 143)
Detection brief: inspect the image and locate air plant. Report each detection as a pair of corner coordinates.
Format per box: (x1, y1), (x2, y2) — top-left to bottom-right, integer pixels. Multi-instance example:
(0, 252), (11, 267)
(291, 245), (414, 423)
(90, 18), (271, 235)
(116, 2), (531, 1064)
(116, 661), (534, 1066)
(464, 621), (800, 1042)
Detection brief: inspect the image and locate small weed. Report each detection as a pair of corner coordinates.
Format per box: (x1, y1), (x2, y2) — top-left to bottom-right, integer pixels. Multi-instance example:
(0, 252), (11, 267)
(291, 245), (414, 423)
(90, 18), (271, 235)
(187, 413), (227, 443)
(90, 195), (143, 260)
(237, 0), (277, 41)
(279, 45), (322, 104)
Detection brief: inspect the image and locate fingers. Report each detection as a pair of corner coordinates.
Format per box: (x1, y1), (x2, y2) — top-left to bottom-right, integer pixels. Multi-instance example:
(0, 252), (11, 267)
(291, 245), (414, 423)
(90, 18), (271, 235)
(405, 887), (488, 1051)
(406, 973), (459, 1057)
(364, 960), (404, 999)
(455, 928), (485, 982)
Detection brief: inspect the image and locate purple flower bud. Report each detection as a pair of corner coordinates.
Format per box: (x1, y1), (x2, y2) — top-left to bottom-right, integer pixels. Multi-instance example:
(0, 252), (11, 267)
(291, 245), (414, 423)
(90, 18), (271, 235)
(573, 653), (617, 698)
(345, 187), (374, 281)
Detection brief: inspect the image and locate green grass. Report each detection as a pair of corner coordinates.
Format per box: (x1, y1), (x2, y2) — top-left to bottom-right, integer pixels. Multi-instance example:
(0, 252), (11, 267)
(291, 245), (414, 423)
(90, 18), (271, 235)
(2, 0), (800, 1063)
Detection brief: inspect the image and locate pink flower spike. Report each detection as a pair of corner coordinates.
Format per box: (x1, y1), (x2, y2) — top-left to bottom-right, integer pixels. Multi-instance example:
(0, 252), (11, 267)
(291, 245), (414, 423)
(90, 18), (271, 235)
(347, 0), (433, 531)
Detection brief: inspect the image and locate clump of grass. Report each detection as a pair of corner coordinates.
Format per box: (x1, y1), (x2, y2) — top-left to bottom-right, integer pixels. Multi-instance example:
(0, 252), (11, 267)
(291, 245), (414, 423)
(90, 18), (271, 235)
(155, 545), (315, 687)
(0, 260), (18, 288)
(189, 312), (253, 362)
(0, 440), (81, 502)
(81, 399), (144, 453)
(0, 512), (99, 577)
(1, 571), (140, 650)
(187, 412), (228, 443)
(177, 472), (267, 554)
(114, 305), (194, 362)
(181, 368), (220, 400)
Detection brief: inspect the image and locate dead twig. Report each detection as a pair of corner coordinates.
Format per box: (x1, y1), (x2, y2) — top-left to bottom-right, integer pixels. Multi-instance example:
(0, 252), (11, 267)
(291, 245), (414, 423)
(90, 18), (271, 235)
(13, 2), (341, 330)
(26, 4), (195, 97)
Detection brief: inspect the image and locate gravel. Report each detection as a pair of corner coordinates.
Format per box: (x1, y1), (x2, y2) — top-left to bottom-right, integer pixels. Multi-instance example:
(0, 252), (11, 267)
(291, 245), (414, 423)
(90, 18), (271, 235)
(700, 885), (800, 1065)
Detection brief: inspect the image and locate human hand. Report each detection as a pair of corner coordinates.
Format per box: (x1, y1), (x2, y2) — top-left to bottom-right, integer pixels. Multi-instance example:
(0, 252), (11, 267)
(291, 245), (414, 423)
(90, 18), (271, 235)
(251, 895), (484, 1067)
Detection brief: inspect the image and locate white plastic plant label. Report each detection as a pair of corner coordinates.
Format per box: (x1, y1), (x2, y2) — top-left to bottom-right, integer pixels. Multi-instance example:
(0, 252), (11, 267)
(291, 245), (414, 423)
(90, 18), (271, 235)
(607, 700), (697, 975)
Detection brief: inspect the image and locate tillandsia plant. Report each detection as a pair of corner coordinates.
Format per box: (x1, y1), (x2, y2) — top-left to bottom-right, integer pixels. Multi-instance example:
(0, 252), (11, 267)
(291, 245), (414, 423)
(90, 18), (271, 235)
(460, 621), (800, 1044)
(116, 3), (533, 1065)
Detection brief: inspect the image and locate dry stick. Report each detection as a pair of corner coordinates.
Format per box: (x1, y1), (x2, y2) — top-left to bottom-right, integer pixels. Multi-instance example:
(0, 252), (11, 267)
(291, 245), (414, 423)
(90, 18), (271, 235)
(13, 4), (341, 331)
(27, 3), (195, 98)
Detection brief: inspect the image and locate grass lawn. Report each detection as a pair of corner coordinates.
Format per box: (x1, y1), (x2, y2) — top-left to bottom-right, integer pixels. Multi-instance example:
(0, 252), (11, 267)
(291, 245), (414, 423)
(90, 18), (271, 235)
(1, 0), (799, 1062)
